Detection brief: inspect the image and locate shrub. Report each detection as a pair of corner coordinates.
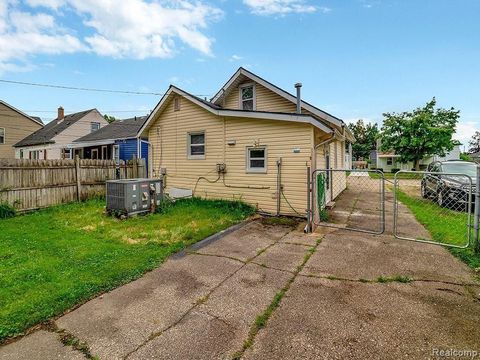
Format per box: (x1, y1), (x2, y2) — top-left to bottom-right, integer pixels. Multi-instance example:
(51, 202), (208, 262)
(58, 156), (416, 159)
(391, 168), (401, 173)
(0, 203), (16, 219)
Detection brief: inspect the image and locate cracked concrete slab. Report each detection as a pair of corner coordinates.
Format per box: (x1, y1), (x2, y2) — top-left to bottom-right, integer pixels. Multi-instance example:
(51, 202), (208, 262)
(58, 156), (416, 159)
(0, 331), (85, 360)
(302, 229), (476, 283)
(130, 264), (293, 359)
(56, 254), (242, 360)
(253, 243), (310, 272)
(194, 221), (292, 261)
(244, 276), (480, 360)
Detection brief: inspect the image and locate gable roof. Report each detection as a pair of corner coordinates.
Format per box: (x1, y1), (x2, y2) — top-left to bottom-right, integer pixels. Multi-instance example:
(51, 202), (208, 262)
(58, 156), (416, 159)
(139, 85), (334, 137)
(211, 67), (346, 130)
(14, 109), (97, 147)
(74, 116), (148, 143)
(0, 100), (44, 126)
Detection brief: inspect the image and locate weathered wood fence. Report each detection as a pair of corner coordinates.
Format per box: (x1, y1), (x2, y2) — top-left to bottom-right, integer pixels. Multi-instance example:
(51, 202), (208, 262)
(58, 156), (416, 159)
(0, 157), (146, 212)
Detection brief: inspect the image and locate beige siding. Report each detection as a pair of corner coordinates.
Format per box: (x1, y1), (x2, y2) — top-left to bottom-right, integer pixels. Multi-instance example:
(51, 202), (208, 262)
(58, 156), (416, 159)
(149, 96), (313, 216)
(224, 83), (297, 113)
(0, 103), (43, 159)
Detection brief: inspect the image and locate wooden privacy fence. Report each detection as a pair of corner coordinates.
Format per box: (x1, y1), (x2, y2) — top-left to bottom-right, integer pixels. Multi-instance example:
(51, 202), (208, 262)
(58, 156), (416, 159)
(0, 157), (146, 212)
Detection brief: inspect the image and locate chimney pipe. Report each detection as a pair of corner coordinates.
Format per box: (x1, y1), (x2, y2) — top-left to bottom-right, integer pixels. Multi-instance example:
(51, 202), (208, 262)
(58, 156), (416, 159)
(295, 83), (302, 114)
(57, 106), (64, 121)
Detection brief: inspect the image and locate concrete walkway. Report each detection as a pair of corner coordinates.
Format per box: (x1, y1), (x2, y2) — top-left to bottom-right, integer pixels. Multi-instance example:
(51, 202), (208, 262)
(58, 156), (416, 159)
(1, 217), (480, 359)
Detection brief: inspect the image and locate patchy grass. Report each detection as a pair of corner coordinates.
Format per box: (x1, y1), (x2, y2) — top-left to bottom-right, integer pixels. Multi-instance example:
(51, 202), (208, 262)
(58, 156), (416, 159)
(376, 275), (412, 283)
(395, 190), (480, 270)
(261, 216), (298, 227)
(0, 197), (254, 342)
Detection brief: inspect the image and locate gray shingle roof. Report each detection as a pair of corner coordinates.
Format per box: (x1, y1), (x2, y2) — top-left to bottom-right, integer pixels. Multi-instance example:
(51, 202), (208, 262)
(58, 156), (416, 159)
(14, 109), (96, 147)
(74, 116), (148, 143)
(30, 116), (43, 124)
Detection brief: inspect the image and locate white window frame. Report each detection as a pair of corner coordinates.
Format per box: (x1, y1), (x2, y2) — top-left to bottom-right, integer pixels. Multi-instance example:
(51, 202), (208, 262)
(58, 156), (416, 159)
(91, 148), (99, 160)
(62, 148), (72, 159)
(113, 144), (120, 163)
(246, 146), (267, 173)
(0, 127), (5, 144)
(90, 122), (100, 133)
(187, 131), (206, 160)
(386, 157), (393, 166)
(239, 83), (256, 111)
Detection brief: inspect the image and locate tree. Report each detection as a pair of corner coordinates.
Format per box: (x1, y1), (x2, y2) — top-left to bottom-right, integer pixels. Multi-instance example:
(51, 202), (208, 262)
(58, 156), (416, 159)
(104, 114), (116, 123)
(347, 119), (379, 160)
(468, 131), (480, 153)
(380, 98), (459, 170)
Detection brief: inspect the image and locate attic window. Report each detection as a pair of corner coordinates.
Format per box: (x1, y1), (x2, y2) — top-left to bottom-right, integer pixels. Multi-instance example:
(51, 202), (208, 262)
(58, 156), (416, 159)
(90, 122), (100, 133)
(174, 97), (181, 111)
(0, 128), (4, 144)
(240, 84), (255, 111)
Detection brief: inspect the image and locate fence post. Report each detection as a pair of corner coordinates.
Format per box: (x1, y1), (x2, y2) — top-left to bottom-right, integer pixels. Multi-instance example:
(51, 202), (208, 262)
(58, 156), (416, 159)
(306, 166), (311, 233)
(75, 155), (81, 201)
(474, 165), (480, 254)
(132, 156), (138, 179)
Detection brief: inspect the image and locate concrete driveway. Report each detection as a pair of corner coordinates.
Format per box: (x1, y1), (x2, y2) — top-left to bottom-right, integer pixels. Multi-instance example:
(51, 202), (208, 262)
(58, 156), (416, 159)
(1, 217), (480, 360)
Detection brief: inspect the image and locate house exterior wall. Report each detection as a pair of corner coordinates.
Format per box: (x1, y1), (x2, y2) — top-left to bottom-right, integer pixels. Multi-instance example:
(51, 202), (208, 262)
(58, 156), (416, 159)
(0, 103), (43, 159)
(223, 82), (297, 113)
(117, 138), (138, 162)
(148, 96), (314, 216)
(15, 110), (107, 159)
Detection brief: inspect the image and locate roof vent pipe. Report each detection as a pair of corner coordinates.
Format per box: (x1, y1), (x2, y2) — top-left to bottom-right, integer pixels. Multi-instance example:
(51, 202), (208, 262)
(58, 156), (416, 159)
(294, 83), (302, 114)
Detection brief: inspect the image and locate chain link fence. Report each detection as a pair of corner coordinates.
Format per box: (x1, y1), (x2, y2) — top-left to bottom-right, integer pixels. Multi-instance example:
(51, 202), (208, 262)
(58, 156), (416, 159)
(393, 170), (474, 248)
(311, 169), (385, 234)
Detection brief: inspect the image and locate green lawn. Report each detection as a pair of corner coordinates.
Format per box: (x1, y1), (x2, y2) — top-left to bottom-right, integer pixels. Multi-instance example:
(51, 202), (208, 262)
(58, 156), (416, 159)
(0, 198), (254, 342)
(369, 172), (419, 179)
(395, 190), (480, 270)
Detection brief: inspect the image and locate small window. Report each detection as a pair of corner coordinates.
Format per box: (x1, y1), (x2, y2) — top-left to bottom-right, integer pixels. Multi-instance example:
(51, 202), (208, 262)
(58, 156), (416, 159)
(174, 97), (181, 111)
(247, 146), (267, 173)
(240, 84), (255, 111)
(386, 157), (393, 166)
(62, 148), (72, 159)
(0, 128), (4, 144)
(188, 132), (205, 159)
(90, 122), (100, 133)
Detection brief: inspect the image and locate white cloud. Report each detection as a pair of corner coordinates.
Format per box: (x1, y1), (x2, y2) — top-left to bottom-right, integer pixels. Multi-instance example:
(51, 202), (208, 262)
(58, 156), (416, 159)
(243, 0), (325, 16)
(0, 0), (223, 73)
(455, 120), (480, 148)
(229, 54), (243, 61)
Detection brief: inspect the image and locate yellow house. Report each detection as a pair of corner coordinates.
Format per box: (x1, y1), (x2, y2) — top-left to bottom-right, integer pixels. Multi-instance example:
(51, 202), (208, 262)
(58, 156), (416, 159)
(140, 68), (354, 218)
(0, 100), (44, 159)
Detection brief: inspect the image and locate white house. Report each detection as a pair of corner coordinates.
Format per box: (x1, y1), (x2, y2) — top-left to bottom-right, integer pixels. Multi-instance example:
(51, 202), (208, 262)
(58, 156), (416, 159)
(14, 107), (108, 160)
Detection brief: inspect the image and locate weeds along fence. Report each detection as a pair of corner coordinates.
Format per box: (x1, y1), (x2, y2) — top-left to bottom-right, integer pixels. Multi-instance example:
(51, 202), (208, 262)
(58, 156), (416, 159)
(0, 157), (146, 212)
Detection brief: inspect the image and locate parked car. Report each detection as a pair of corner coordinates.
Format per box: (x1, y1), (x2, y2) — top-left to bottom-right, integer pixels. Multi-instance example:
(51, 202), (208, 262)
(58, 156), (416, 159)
(421, 161), (477, 209)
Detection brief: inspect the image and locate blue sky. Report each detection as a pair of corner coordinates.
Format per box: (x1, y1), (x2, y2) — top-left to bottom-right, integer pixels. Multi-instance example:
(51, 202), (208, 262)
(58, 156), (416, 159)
(0, 0), (479, 148)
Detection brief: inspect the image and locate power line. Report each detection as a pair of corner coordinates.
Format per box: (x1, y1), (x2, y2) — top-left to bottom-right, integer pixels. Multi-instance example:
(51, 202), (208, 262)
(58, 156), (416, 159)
(0, 79), (212, 97)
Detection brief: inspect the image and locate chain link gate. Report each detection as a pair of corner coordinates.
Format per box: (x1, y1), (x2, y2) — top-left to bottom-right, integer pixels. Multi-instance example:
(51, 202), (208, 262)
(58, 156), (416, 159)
(393, 170), (474, 248)
(309, 169), (385, 234)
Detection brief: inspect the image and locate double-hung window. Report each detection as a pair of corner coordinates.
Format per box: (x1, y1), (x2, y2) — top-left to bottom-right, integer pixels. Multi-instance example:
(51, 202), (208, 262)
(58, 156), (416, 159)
(90, 122), (100, 133)
(240, 84), (255, 111)
(247, 146), (267, 173)
(0, 128), (5, 144)
(188, 132), (205, 159)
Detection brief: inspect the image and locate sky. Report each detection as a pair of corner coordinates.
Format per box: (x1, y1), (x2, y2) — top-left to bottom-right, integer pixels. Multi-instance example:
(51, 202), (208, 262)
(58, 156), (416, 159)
(0, 0), (479, 149)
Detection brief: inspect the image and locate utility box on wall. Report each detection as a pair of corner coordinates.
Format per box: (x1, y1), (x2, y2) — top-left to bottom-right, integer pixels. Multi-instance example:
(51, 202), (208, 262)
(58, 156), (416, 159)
(106, 178), (163, 217)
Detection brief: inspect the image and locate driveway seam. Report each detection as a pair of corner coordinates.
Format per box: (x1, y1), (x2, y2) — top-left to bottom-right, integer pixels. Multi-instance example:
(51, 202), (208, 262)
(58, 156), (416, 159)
(298, 273), (480, 287)
(232, 236), (323, 359)
(123, 225), (299, 360)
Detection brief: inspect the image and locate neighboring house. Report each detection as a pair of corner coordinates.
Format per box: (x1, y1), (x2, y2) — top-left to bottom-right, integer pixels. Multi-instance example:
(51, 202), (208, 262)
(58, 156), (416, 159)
(139, 67), (355, 217)
(14, 107), (108, 159)
(371, 139), (462, 171)
(0, 100), (44, 159)
(71, 116), (149, 168)
(468, 151), (480, 162)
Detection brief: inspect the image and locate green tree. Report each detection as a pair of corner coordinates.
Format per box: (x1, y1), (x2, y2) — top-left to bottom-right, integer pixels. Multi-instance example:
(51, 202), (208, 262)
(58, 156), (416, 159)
(347, 119), (379, 160)
(103, 114), (116, 123)
(380, 98), (459, 170)
(468, 131), (480, 153)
